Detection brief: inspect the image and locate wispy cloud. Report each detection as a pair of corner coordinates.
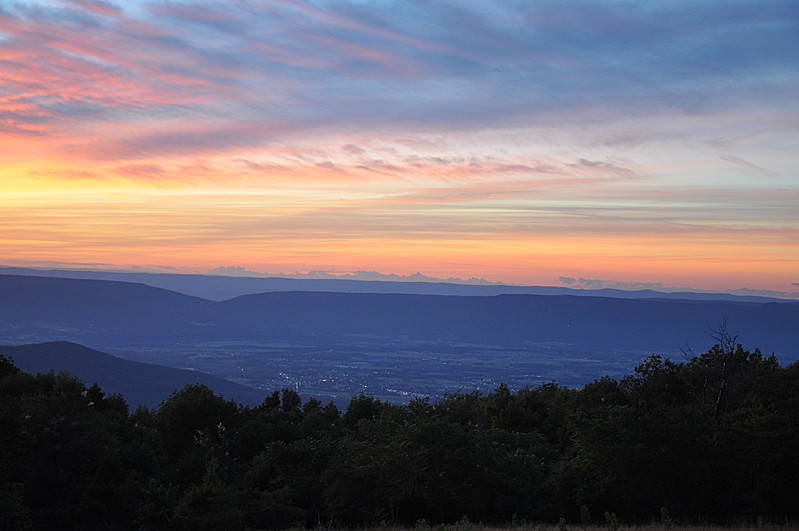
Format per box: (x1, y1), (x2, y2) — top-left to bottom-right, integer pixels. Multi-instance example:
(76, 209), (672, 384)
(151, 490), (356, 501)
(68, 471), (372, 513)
(3, 0), (796, 155)
(207, 266), (498, 285)
(5, 259), (112, 267)
(1, 0), (797, 292)
(559, 277), (665, 291)
(719, 155), (776, 176)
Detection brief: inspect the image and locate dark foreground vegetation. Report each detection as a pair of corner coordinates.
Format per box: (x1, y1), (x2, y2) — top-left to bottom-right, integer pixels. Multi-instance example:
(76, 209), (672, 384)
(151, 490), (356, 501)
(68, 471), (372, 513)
(1, 337), (798, 530)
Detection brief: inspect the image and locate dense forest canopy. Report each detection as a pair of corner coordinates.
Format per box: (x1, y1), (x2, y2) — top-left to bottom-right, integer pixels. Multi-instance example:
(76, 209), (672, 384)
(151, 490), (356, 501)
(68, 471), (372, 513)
(1, 339), (798, 530)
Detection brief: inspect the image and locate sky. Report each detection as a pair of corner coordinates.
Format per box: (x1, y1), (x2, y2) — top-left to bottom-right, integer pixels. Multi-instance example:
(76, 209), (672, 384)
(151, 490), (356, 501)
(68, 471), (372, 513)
(1, 0), (798, 297)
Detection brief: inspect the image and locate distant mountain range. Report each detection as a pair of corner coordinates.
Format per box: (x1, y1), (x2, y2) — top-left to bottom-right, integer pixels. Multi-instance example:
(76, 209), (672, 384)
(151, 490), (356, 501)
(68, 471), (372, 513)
(0, 341), (265, 408)
(0, 266), (790, 303)
(1, 273), (797, 358)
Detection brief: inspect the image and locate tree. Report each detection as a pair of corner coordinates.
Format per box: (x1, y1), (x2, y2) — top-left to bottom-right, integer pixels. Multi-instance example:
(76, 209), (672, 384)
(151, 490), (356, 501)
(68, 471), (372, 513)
(0, 366), (136, 529)
(155, 384), (239, 457)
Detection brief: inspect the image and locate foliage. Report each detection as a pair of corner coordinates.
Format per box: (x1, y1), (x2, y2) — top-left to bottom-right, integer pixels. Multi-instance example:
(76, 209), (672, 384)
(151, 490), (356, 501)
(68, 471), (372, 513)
(1, 339), (798, 529)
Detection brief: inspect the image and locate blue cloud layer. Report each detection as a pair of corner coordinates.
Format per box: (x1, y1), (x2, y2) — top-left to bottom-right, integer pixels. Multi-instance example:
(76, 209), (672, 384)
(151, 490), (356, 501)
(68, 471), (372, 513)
(3, 0), (797, 151)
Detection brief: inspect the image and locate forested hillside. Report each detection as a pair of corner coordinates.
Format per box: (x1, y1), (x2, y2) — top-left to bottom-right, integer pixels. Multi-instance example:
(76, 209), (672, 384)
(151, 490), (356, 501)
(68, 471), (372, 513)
(0, 342), (264, 408)
(2, 338), (797, 530)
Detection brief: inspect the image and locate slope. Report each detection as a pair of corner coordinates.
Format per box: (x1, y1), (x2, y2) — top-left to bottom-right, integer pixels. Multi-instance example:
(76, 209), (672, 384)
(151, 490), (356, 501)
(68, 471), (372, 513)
(0, 274), (231, 346)
(1, 273), (797, 360)
(218, 291), (799, 356)
(0, 341), (265, 408)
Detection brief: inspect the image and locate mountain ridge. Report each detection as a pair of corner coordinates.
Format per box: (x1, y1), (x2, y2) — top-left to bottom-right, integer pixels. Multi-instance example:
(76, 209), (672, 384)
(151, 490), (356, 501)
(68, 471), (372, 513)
(0, 266), (791, 303)
(1, 273), (796, 358)
(0, 341), (265, 408)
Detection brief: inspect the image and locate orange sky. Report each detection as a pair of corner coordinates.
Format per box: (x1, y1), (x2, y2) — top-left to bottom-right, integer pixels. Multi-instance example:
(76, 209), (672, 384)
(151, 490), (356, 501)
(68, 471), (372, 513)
(1, 0), (798, 297)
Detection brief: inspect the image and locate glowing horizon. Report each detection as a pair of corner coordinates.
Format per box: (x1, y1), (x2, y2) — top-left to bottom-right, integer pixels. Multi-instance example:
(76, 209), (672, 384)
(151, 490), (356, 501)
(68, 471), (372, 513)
(1, 0), (797, 297)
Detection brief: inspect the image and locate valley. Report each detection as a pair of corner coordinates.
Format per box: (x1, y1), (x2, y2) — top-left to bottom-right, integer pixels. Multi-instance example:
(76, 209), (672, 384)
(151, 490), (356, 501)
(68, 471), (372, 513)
(117, 340), (678, 405)
(1, 273), (796, 407)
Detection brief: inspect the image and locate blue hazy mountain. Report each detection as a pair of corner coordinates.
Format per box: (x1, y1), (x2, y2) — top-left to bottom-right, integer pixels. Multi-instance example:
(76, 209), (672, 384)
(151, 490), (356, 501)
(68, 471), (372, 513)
(0, 266), (788, 303)
(0, 341), (265, 408)
(218, 291), (798, 354)
(1, 273), (797, 360)
(0, 273), (222, 345)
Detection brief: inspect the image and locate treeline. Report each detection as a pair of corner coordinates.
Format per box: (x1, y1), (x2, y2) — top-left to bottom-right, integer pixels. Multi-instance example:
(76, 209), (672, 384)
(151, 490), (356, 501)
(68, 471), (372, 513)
(1, 340), (798, 530)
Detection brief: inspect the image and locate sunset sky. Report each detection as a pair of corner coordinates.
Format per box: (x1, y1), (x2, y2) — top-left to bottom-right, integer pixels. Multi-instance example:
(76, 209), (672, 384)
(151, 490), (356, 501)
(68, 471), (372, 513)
(1, 0), (798, 296)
